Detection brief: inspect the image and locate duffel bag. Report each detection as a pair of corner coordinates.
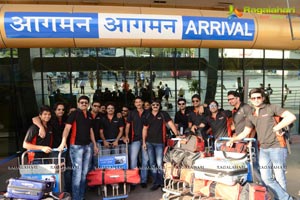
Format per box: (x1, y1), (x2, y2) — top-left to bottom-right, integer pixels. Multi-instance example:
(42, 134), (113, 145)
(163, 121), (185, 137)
(180, 135), (205, 152)
(239, 183), (271, 200)
(170, 148), (186, 166)
(219, 141), (248, 153)
(182, 151), (202, 168)
(87, 168), (140, 186)
(164, 162), (180, 179)
(125, 168), (141, 184)
(199, 181), (242, 200)
(49, 192), (71, 200)
(191, 179), (210, 194)
(179, 168), (194, 186)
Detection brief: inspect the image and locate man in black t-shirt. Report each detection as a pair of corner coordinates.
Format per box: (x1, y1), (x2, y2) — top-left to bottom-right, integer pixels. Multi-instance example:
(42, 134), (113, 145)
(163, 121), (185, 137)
(23, 105), (53, 164)
(58, 96), (98, 200)
(142, 99), (179, 191)
(100, 103), (124, 145)
(174, 98), (190, 134)
(124, 97), (149, 189)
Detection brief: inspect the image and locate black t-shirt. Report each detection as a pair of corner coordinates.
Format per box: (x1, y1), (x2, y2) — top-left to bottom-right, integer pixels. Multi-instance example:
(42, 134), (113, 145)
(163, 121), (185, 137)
(101, 115), (124, 140)
(50, 116), (67, 148)
(143, 111), (171, 144)
(174, 110), (190, 132)
(204, 110), (232, 139)
(188, 110), (206, 126)
(66, 109), (93, 145)
(127, 109), (148, 142)
(92, 113), (102, 141)
(24, 124), (53, 159)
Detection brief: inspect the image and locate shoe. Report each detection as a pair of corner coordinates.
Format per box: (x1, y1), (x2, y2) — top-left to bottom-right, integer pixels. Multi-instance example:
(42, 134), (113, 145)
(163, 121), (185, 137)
(150, 184), (160, 191)
(141, 183), (147, 188)
(130, 185), (136, 191)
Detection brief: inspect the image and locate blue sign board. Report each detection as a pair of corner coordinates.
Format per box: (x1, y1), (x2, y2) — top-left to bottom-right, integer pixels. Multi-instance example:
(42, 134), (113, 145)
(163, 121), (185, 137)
(4, 12), (255, 41)
(4, 12), (99, 38)
(182, 16), (255, 41)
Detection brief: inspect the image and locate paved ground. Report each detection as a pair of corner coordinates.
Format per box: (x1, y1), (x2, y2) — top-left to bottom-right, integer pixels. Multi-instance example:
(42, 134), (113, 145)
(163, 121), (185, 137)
(85, 134), (300, 200)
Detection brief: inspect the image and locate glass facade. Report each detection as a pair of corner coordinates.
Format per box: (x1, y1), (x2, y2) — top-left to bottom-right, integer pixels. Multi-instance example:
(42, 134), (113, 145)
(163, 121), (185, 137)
(0, 47), (300, 156)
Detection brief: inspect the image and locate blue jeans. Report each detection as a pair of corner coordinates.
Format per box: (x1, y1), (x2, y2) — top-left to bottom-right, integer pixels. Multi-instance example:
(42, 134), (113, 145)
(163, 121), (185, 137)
(259, 147), (291, 200)
(70, 144), (92, 200)
(146, 142), (164, 186)
(89, 142), (99, 170)
(130, 141), (149, 184)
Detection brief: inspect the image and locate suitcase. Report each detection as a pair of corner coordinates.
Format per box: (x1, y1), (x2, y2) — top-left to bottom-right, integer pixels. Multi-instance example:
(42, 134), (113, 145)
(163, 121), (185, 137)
(6, 178), (49, 200)
(193, 157), (248, 185)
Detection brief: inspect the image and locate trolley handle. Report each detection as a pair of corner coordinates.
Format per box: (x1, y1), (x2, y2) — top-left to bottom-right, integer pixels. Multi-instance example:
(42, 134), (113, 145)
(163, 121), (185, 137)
(21, 148), (67, 165)
(97, 139), (127, 144)
(216, 137), (256, 143)
(25, 148), (67, 153)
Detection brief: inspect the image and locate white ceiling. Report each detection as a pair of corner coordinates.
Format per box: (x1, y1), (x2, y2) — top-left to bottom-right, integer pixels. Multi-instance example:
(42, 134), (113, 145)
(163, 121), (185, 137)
(0, 0), (299, 13)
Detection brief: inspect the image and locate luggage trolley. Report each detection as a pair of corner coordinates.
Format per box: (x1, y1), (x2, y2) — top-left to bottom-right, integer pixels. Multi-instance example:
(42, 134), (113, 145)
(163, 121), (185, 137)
(214, 137), (258, 183)
(97, 139), (129, 200)
(162, 137), (195, 200)
(191, 137), (258, 199)
(19, 148), (66, 193)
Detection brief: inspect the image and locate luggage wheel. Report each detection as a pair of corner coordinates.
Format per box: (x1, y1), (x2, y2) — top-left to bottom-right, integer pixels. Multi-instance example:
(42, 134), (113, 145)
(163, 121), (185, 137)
(162, 193), (170, 200)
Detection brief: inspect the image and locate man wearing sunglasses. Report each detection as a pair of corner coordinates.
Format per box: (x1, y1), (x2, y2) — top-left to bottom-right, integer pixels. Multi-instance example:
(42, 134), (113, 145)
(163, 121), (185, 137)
(204, 100), (232, 140)
(58, 95), (99, 200)
(142, 99), (179, 191)
(188, 94), (208, 135)
(227, 88), (296, 200)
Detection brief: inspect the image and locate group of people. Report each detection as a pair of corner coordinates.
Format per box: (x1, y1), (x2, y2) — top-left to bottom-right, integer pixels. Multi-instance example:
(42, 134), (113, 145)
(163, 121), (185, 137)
(22, 86), (296, 200)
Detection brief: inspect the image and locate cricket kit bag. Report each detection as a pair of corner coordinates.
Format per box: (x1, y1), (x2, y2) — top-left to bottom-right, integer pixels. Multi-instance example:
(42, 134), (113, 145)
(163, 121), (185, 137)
(199, 181), (243, 200)
(180, 134), (205, 152)
(239, 182), (271, 200)
(87, 168), (140, 186)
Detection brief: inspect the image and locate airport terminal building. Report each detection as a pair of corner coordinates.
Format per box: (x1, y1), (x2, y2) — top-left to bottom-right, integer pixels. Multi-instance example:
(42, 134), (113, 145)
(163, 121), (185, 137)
(0, 0), (300, 157)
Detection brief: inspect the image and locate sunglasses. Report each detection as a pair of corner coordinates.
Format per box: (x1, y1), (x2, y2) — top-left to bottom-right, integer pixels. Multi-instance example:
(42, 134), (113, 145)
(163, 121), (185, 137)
(209, 104), (218, 108)
(227, 98), (235, 101)
(152, 103), (160, 107)
(250, 96), (262, 100)
(178, 103), (185, 106)
(107, 107), (114, 110)
(79, 101), (88, 105)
